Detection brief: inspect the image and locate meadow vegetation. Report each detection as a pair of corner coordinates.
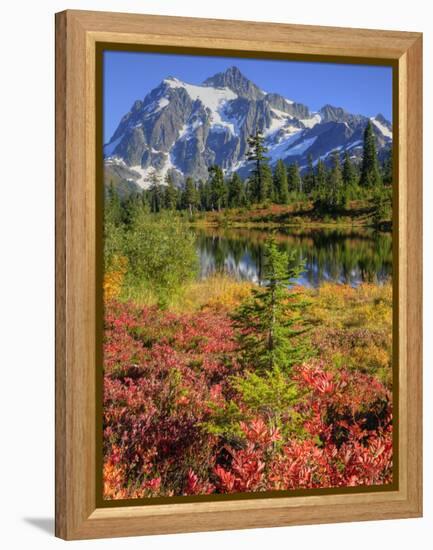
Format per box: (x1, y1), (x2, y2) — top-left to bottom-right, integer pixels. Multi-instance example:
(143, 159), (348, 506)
(103, 207), (393, 499)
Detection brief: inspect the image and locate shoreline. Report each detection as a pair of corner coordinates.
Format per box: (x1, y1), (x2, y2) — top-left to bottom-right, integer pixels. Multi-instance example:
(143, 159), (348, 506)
(182, 202), (392, 231)
(188, 220), (392, 231)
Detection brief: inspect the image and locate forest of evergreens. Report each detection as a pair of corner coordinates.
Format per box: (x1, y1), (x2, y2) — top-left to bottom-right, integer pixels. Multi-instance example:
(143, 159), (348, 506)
(107, 120), (392, 229)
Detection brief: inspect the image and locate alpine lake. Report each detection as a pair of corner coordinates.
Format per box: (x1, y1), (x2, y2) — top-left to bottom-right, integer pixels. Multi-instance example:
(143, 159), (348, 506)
(194, 226), (392, 287)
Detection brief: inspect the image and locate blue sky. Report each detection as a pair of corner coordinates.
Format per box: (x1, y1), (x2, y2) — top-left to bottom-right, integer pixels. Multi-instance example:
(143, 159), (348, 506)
(103, 51), (393, 143)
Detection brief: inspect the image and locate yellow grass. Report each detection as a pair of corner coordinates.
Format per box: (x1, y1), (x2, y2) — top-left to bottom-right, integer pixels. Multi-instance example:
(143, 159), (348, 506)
(105, 272), (393, 385)
(307, 282), (392, 331)
(173, 275), (254, 313)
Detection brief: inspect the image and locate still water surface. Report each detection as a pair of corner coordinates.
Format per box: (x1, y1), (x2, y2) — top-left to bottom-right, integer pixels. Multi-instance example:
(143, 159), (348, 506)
(194, 227), (392, 287)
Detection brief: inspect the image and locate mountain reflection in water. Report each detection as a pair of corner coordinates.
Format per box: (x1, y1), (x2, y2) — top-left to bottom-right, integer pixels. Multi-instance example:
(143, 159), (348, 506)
(194, 227), (392, 287)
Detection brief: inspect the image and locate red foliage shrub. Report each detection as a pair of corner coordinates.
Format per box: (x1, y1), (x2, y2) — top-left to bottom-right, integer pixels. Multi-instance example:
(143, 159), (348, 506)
(103, 300), (393, 499)
(103, 301), (241, 498)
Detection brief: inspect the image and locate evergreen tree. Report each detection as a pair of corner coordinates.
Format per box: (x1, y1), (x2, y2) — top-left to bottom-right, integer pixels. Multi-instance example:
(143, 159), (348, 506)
(208, 165), (227, 211)
(163, 174), (178, 211)
(261, 164), (274, 201)
(381, 150), (393, 185)
(246, 129), (271, 202)
(123, 191), (143, 224)
(227, 172), (245, 208)
(312, 158), (328, 206)
(244, 178), (254, 207)
(327, 150), (344, 211)
(232, 236), (311, 373)
(287, 162), (302, 194)
(141, 188), (150, 211)
(106, 181), (122, 225)
(314, 151), (344, 213)
(342, 151), (358, 187)
(273, 159), (289, 204)
(198, 180), (211, 211)
(148, 171), (163, 213)
(303, 154), (316, 195)
(372, 185), (392, 228)
(360, 121), (382, 187)
(316, 158), (327, 193)
(182, 177), (199, 215)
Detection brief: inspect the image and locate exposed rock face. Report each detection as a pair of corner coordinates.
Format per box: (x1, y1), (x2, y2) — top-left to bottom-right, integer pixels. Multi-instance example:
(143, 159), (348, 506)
(104, 66), (392, 189)
(202, 65), (265, 100)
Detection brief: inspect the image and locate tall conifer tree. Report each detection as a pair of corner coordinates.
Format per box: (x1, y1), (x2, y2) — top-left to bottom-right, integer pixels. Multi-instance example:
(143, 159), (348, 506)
(327, 150), (344, 210)
(149, 171), (163, 213)
(228, 172), (245, 207)
(182, 177), (199, 215)
(106, 181), (122, 225)
(360, 121), (382, 187)
(342, 152), (358, 187)
(303, 153), (316, 194)
(287, 163), (302, 194)
(232, 237), (310, 373)
(273, 159), (289, 204)
(163, 174), (178, 210)
(381, 150), (393, 185)
(316, 158), (327, 193)
(208, 165), (227, 211)
(247, 129), (271, 202)
(198, 180), (210, 211)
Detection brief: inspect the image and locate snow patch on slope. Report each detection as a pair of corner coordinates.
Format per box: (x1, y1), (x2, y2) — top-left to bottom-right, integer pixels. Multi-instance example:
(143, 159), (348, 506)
(371, 117), (392, 139)
(285, 136), (317, 156)
(267, 129), (303, 163)
(128, 164), (155, 188)
(106, 146), (183, 190)
(178, 123), (195, 141)
(346, 140), (363, 150)
(141, 97), (170, 119)
(312, 146), (344, 166)
(227, 158), (247, 174)
(272, 108), (293, 119)
(129, 152), (182, 189)
(300, 113), (322, 129)
(165, 77), (238, 134)
(264, 109), (294, 136)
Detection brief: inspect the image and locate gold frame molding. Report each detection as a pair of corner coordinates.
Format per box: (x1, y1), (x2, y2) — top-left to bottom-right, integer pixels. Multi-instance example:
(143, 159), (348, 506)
(55, 9), (422, 540)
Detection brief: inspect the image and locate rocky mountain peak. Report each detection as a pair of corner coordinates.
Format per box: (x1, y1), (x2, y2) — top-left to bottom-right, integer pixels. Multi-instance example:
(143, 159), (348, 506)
(319, 104), (350, 123)
(375, 113), (391, 127)
(104, 67), (392, 192)
(203, 65), (264, 100)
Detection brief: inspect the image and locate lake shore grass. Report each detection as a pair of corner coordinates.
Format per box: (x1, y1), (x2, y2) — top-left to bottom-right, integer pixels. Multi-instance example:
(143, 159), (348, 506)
(109, 270), (392, 336)
(187, 199), (391, 230)
(116, 273), (255, 312)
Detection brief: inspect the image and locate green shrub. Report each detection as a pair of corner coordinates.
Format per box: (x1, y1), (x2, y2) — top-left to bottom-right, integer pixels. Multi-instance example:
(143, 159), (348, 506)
(105, 210), (198, 307)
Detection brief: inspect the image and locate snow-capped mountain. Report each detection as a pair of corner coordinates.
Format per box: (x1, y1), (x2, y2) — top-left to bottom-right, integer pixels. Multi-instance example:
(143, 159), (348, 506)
(104, 66), (392, 190)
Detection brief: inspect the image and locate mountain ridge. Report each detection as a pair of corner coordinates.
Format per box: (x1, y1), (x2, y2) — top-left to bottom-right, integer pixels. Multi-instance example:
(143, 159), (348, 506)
(104, 66), (392, 190)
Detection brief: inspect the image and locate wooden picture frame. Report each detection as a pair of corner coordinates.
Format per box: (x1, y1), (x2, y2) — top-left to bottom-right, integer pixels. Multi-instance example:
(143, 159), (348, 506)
(55, 9), (422, 540)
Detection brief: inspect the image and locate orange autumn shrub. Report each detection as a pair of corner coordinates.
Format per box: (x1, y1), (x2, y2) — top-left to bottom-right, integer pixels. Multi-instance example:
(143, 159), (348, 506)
(104, 255), (128, 300)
